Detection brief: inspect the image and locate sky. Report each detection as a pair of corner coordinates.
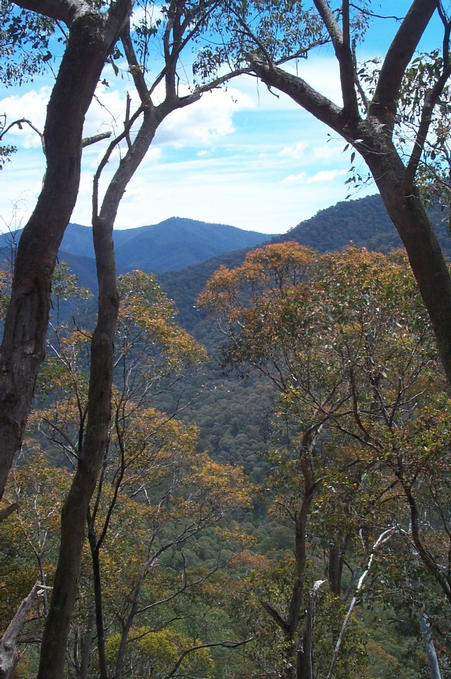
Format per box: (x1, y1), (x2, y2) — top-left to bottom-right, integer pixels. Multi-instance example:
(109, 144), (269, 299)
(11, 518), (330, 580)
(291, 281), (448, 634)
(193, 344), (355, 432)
(0, 2), (446, 235)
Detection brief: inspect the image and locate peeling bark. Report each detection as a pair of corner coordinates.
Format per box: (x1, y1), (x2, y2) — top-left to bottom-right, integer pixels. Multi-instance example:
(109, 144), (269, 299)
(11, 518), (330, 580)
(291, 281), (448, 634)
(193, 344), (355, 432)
(419, 612), (442, 679)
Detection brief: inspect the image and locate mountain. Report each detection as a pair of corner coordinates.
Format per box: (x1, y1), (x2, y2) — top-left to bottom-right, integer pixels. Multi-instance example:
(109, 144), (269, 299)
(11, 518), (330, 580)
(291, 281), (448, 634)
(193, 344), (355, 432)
(113, 218), (275, 272)
(158, 195), (450, 334)
(275, 193), (451, 255)
(2, 195), (448, 305)
(0, 217), (274, 273)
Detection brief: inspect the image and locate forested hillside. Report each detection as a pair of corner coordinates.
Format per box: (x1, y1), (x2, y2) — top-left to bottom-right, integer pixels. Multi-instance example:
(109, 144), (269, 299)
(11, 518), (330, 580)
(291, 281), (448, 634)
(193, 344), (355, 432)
(158, 194), (450, 333)
(281, 194), (451, 255)
(0, 217), (273, 275)
(2, 242), (448, 679)
(1, 0), (450, 674)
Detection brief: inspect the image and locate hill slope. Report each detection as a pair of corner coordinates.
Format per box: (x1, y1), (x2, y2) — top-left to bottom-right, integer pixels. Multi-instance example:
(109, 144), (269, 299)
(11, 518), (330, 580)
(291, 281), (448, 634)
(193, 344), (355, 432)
(0, 217), (274, 273)
(159, 195), (450, 333)
(276, 193), (450, 254)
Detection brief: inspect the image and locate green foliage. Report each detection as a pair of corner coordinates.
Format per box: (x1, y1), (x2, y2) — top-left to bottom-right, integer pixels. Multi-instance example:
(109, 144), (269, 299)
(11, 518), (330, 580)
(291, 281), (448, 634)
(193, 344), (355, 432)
(0, 267), (10, 318)
(51, 261), (92, 302)
(199, 241), (449, 676)
(193, 0), (326, 81)
(106, 627), (214, 678)
(0, 1), (54, 85)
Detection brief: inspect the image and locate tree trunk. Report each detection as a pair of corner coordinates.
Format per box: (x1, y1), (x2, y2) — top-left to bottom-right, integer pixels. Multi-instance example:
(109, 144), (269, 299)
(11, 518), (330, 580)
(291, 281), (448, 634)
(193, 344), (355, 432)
(37, 80), (164, 679)
(0, 582), (44, 679)
(327, 543), (343, 596)
(297, 580), (324, 679)
(37, 212), (119, 679)
(0, 2), (130, 501)
(360, 134), (451, 385)
(88, 537), (108, 679)
(79, 612), (94, 679)
(419, 612), (442, 679)
(249, 47), (451, 386)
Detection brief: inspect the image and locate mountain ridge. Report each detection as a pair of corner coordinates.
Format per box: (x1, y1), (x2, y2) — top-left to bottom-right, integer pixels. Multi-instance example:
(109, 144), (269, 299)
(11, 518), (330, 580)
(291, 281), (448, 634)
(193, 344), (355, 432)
(0, 216), (275, 273)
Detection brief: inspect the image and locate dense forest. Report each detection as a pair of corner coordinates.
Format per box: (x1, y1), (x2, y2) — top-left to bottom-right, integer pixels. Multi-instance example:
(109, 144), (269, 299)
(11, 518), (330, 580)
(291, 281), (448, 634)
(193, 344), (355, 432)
(1, 1), (450, 678)
(1, 238), (450, 678)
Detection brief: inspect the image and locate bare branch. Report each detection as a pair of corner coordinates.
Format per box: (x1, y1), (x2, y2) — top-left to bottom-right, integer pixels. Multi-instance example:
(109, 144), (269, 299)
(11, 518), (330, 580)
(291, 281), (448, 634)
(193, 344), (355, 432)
(121, 24), (151, 105)
(0, 118), (44, 153)
(82, 132), (112, 148)
(11, 0), (79, 24)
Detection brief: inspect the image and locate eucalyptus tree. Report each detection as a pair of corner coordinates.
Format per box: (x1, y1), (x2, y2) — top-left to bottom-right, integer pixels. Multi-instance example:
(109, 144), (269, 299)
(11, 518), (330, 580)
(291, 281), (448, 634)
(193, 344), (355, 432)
(37, 3), (333, 673)
(199, 243), (448, 678)
(0, 0), (133, 504)
(220, 0), (451, 383)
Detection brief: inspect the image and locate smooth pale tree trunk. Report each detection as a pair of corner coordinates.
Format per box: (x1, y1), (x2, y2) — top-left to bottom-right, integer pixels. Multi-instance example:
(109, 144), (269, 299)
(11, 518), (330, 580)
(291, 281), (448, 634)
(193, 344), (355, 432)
(297, 580), (325, 679)
(0, 0), (131, 501)
(0, 582), (49, 679)
(419, 612), (442, 679)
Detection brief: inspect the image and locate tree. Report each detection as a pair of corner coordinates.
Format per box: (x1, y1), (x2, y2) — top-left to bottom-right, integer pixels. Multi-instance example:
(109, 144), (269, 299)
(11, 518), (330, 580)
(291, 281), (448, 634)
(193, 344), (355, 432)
(199, 243), (449, 678)
(1, 2), (250, 669)
(0, 0), (133, 502)
(17, 269), (252, 677)
(224, 0), (451, 383)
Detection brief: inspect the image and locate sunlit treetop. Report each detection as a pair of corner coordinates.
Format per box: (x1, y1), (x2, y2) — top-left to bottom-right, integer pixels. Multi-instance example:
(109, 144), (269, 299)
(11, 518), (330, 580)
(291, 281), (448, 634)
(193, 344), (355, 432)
(117, 269), (208, 372)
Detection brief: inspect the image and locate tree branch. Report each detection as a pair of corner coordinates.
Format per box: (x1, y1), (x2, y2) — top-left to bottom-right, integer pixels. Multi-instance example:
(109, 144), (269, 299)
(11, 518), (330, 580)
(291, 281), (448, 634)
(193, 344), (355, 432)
(248, 56), (345, 137)
(82, 132), (112, 148)
(369, 0), (438, 126)
(165, 638), (253, 678)
(260, 599), (290, 635)
(404, 19), (451, 187)
(11, 0), (80, 24)
(0, 582), (51, 679)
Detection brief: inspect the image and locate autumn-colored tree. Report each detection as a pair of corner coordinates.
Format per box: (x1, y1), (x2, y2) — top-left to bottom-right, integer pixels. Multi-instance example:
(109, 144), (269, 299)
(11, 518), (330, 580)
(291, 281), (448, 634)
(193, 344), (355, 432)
(15, 270), (251, 678)
(215, 0), (451, 383)
(199, 243), (449, 678)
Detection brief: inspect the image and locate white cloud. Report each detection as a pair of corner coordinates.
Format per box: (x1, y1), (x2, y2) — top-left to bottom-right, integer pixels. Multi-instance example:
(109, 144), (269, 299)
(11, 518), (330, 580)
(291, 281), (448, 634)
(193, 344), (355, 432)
(130, 3), (165, 31)
(307, 169), (347, 184)
(296, 58), (343, 107)
(312, 142), (344, 160)
(279, 141), (308, 159)
(153, 87), (254, 148)
(282, 172), (307, 185)
(0, 87), (50, 148)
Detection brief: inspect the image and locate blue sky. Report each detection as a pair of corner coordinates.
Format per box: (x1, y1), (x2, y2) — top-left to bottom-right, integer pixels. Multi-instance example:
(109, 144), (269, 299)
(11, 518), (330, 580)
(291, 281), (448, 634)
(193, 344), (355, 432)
(0, 1), (445, 235)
